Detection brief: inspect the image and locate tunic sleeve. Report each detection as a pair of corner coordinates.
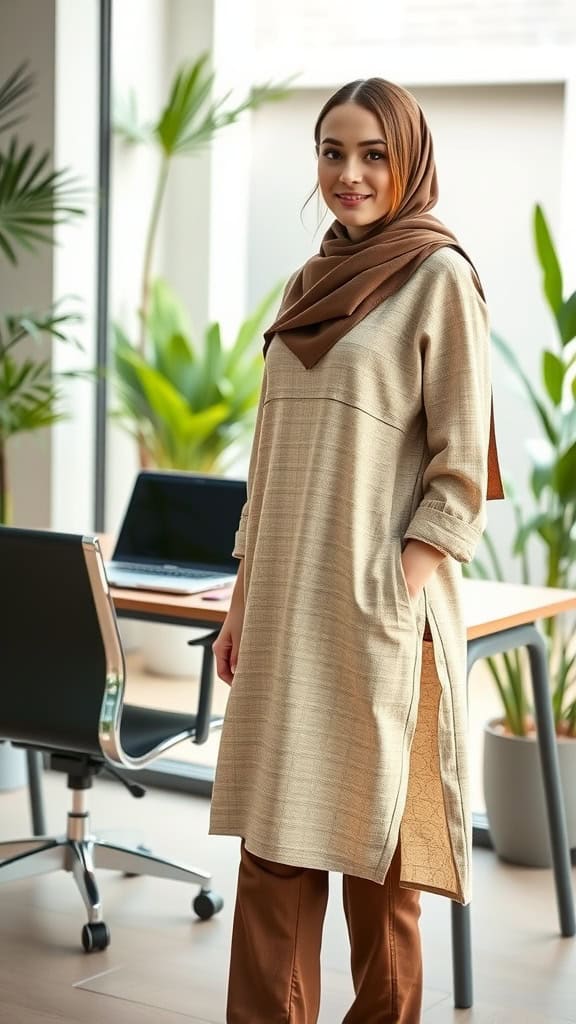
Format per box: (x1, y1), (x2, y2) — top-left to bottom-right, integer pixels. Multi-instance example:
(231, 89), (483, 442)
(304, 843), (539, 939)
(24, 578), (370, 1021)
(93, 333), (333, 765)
(232, 363), (268, 559)
(403, 256), (492, 564)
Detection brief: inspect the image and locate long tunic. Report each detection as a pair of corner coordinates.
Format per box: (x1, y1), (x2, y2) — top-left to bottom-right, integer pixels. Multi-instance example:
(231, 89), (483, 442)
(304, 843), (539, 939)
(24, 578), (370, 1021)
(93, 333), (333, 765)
(209, 247), (492, 904)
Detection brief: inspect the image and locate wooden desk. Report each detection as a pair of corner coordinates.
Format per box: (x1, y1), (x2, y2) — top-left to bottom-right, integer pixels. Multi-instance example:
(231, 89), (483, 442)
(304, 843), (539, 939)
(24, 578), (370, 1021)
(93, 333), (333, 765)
(111, 573), (576, 636)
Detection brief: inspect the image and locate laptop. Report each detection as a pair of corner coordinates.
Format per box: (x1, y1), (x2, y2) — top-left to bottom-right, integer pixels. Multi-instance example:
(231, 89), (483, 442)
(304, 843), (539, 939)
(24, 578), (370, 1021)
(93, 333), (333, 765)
(105, 471), (247, 594)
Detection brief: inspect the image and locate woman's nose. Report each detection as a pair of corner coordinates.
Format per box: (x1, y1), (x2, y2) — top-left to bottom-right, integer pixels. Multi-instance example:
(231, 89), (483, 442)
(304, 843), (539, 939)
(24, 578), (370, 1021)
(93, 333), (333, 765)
(338, 160), (363, 184)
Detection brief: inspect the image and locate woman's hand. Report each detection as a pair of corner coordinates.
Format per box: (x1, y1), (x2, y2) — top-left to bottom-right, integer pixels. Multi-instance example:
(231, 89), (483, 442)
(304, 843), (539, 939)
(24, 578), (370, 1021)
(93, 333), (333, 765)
(401, 539), (445, 600)
(212, 559), (245, 685)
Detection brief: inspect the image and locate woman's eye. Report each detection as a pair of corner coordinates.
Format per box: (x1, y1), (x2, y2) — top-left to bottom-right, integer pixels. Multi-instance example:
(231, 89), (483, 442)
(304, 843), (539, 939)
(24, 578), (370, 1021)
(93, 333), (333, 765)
(322, 149), (340, 160)
(367, 150), (386, 161)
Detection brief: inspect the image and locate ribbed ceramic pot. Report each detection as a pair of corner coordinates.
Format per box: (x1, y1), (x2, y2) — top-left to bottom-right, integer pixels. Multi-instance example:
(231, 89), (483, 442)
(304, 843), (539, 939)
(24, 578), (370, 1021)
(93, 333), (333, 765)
(483, 718), (576, 867)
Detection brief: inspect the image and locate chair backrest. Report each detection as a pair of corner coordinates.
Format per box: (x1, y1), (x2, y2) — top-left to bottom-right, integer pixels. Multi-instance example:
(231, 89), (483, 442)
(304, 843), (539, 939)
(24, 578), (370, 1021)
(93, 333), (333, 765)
(0, 527), (125, 757)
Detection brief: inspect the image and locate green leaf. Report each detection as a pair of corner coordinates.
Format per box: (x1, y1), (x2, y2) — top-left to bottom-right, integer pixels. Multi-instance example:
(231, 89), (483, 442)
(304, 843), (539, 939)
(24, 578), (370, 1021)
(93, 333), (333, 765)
(0, 352), (67, 440)
(492, 330), (557, 445)
(199, 322), (223, 405)
(553, 441), (576, 502)
(226, 280), (284, 375)
(512, 512), (551, 555)
(153, 54), (291, 158)
(533, 204), (563, 315)
(526, 438), (554, 498)
(558, 290), (576, 346)
(146, 278), (192, 353)
(0, 63), (33, 136)
(155, 57), (214, 156)
(0, 305), (83, 355)
(115, 282), (274, 471)
(542, 350), (564, 406)
(0, 138), (85, 263)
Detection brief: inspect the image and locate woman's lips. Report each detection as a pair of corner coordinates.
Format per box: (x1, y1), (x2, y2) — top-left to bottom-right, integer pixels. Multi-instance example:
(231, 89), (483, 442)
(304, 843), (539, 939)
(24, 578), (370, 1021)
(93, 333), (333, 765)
(335, 193), (372, 208)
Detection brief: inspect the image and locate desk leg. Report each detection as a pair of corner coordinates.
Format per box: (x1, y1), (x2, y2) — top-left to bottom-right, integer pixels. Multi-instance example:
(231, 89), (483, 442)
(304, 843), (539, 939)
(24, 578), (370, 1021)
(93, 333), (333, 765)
(451, 901), (473, 1009)
(466, 625), (574, 938)
(525, 625), (575, 937)
(26, 750), (46, 836)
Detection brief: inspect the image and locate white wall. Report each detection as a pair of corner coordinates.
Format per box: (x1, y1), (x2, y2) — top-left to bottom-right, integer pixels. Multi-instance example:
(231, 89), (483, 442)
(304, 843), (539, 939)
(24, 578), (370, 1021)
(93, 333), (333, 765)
(163, 0), (213, 336)
(106, 0), (169, 532)
(51, 0), (99, 532)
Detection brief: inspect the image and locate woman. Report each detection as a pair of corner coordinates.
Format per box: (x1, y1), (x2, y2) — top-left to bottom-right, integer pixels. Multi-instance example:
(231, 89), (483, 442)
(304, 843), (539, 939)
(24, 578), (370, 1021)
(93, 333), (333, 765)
(210, 78), (503, 1024)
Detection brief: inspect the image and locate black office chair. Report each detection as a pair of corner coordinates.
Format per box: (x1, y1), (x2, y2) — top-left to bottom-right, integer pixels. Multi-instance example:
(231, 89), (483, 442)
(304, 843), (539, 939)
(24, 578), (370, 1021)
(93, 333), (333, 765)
(0, 526), (224, 952)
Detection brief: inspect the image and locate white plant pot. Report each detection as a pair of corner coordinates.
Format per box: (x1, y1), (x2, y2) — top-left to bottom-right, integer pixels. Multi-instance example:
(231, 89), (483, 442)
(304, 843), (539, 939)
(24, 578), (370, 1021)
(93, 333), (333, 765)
(0, 742), (27, 792)
(139, 621), (207, 678)
(483, 718), (576, 868)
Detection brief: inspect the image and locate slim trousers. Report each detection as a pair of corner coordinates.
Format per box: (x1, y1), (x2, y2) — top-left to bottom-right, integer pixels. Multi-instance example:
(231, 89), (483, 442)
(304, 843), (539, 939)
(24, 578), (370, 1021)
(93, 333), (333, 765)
(226, 839), (423, 1024)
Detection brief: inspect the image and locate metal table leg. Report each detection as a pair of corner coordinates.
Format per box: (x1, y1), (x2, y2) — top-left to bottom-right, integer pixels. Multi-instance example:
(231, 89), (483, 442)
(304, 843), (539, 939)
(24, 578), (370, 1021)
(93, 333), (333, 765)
(451, 901), (473, 1009)
(26, 750), (46, 836)
(451, 622), (575, 1009)
(525, 624), (575, 936)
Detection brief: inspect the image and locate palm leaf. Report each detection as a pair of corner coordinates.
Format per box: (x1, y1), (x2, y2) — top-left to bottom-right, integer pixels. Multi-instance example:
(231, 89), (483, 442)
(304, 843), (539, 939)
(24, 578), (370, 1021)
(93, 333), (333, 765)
(0, 139), (84, 263)
(0, 306), (82, 355)
(0, 64), (33, 136)
(153, 56), (291, 157)
(0, 355), (66, 439)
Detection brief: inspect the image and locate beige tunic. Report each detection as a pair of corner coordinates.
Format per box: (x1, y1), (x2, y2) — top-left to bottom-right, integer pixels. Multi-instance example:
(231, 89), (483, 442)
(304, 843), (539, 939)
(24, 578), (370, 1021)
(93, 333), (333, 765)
(209, 247), (491, 904)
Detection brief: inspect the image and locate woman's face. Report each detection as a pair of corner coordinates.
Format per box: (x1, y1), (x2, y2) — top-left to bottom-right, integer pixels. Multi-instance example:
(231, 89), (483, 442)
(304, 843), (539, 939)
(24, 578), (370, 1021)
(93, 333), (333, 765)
(317, 102), (393, 241)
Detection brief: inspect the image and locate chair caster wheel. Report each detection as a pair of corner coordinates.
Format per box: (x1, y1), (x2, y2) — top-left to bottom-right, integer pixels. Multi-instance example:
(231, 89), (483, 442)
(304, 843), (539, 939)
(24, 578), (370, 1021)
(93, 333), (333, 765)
(82, 921), (110, 952)
(193, 889), (224, 920)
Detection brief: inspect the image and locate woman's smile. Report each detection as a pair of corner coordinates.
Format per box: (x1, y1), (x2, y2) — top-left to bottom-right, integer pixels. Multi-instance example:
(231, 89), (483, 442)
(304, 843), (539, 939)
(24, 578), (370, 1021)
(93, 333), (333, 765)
(335, 193), (372, 207)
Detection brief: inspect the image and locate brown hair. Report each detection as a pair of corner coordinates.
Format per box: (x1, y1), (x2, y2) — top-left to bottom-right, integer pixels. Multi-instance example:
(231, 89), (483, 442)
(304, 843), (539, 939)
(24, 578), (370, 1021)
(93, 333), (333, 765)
(311, 78), (423, 220)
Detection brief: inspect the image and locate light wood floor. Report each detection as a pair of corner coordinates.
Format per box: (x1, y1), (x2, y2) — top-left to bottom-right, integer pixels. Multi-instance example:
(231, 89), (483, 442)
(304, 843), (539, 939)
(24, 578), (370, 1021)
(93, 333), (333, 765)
(1, 770), (575, 1023)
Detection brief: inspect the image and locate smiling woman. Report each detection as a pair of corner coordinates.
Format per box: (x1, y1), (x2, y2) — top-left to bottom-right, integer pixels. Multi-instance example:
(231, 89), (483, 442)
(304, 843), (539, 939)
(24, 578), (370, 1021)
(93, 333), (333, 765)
(317, 105), (394, 236)
(210, 77), (504, 1024)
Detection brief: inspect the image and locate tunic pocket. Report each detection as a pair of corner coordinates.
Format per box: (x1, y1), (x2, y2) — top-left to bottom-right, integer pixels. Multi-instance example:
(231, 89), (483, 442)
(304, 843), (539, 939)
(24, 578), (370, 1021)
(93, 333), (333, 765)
(381, 540), (418, 629)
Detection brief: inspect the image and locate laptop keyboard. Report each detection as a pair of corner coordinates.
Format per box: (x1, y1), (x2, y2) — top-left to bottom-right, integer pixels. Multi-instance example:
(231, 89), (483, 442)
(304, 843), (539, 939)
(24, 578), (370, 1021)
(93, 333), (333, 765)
(113, 563), (216, 579)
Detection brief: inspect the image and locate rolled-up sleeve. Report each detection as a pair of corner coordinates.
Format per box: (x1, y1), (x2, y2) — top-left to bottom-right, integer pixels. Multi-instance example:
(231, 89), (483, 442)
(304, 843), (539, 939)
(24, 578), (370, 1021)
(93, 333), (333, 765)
(232, 364), (268, 559)
(403, 258), (492, 564)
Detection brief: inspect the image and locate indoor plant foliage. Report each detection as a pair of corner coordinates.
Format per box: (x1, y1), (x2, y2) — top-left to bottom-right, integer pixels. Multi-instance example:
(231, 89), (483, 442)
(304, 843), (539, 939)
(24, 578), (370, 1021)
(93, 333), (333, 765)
(0, 64), (83, 524)
(469, 204), (576, 739)
(114, 53), (289, 356)
(113, 277), (282, 473)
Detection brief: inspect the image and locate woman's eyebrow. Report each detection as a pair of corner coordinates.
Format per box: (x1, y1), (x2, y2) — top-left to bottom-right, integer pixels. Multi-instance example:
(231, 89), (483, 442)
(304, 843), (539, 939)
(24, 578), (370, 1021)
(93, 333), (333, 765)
(320, 137), (387, 147)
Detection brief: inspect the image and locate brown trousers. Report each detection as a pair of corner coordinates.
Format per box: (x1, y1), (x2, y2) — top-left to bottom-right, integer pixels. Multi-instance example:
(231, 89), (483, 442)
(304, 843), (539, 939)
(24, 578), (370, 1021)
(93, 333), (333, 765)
(226, 840), (422, 1024)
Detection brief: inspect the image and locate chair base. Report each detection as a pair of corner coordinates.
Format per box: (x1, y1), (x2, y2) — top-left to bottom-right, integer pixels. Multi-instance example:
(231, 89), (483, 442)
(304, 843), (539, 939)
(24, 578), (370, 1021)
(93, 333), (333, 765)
(0, 786), (222, 950)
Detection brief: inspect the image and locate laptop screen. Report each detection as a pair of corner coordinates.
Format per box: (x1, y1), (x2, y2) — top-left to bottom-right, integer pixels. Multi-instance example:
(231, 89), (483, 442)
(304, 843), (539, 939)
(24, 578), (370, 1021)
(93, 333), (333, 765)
(112, 472), (247, 571)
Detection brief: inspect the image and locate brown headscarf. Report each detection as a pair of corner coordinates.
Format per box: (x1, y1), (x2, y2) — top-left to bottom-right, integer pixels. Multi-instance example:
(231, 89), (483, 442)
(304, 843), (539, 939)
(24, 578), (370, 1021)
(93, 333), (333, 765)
(263, 82), (504, 500)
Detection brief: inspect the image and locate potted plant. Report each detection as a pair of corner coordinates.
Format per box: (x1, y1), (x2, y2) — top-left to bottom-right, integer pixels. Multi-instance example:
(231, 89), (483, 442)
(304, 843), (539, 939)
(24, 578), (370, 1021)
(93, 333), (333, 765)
(113, 276), (282, 474)
(113, 53), (288, 354)
(468, 204), (576, 866)
(0, 64), (84, 788)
